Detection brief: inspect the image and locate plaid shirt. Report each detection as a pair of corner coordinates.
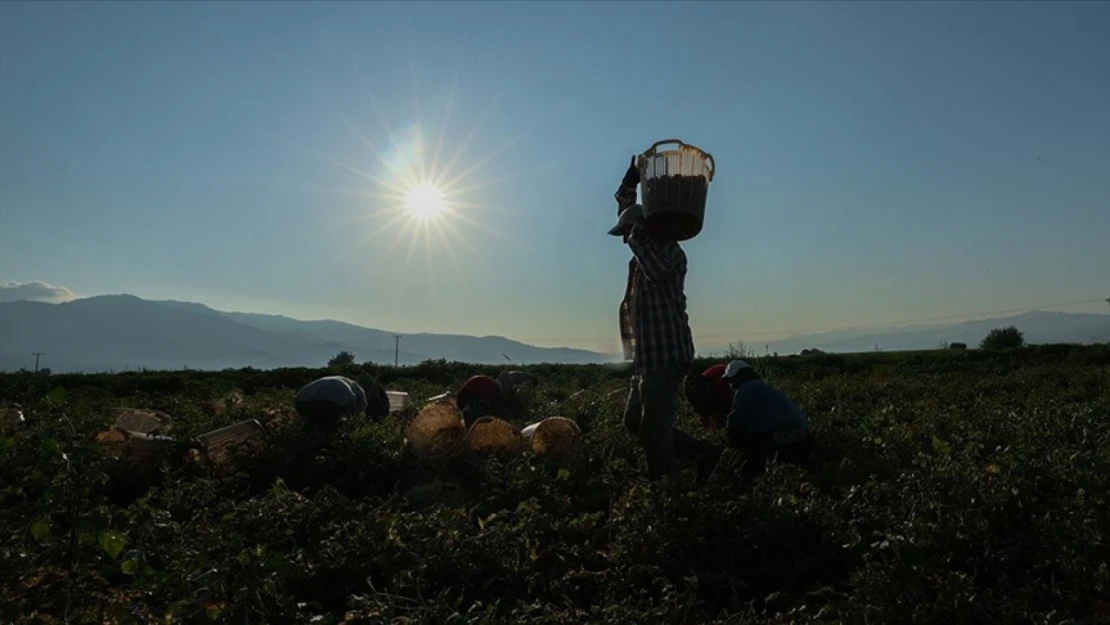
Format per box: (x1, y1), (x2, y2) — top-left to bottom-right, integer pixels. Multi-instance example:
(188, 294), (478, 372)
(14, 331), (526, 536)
(617, 214), (695, 375)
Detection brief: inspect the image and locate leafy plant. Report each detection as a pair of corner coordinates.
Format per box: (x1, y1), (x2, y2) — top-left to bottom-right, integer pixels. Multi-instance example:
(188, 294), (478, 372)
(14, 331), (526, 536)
(328, 351), (357, 367)
(980, 325), (1026, 350)
(1, 345), (1108, 623)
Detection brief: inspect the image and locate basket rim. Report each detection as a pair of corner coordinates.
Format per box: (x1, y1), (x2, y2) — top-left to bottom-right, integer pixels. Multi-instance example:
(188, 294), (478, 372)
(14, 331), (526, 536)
(465, 416), (524, 455)
(406, 402), (467, 458)
(637, 138), (715, 181)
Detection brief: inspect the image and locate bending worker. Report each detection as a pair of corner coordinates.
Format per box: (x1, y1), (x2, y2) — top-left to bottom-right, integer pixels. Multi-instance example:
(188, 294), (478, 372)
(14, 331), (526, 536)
(294, 374), (391, 429)
(454, 370), (537, 426)
(685, 360), (812, 477)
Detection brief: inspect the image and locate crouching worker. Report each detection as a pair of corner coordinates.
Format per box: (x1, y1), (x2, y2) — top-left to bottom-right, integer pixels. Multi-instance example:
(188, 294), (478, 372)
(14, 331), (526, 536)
(454, 371), (536, 426)
(686, 360), (812, 478)
(294, 374), (390, 430)
(683, 363), (733, 430)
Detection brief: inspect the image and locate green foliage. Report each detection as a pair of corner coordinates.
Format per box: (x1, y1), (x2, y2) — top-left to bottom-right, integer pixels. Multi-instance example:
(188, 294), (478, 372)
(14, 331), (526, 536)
(980, 325), (1026, 350)
(0, 345), (1108, 622)
(328, 350), (357, 367)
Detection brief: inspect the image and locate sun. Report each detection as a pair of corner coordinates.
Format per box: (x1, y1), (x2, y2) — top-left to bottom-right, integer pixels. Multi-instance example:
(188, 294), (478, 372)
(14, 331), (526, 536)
(403, 182), (448, 221)
(270, 75), (562, 303)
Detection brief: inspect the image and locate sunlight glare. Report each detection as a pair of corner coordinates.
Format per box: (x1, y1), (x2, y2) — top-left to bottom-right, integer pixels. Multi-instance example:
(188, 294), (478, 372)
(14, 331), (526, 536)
(403, 182), (448, 221)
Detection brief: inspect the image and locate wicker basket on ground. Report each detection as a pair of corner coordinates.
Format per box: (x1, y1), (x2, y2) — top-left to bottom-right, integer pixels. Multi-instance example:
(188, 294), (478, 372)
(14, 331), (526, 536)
(112, 408), (173, 435)
(193, 419), (267, 473)
(96, 427), (174, 469)
(465, 416), (524, 458)
(405, 402), (467, 459)
(523, 416), (582, 460)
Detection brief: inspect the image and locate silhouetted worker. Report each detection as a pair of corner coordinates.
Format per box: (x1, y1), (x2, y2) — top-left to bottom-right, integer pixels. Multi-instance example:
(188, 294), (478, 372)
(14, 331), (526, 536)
(294, 374), (390, 429)
(683, 363), (733, 428)
(687, 360), (812, 478)
(610, 156), (719, 482)
(455, 370), (536, 426)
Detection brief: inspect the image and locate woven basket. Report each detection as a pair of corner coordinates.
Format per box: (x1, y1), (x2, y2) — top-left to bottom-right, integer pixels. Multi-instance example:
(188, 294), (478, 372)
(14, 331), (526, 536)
(636, 139), (716, 242)
(526, 417), (582, 460)
(465, 416), (524, 458)
(405, 402), (467, 458)
(194, 419), (267, 471)
(112, 408), (172, 435)
(96, 427), (173, 467)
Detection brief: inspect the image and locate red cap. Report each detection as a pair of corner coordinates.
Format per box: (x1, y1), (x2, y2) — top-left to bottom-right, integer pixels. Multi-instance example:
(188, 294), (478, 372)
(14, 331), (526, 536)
(702, 364), (726, 379)
(458, 375), (501, 404)
(701, 364), (732, 408)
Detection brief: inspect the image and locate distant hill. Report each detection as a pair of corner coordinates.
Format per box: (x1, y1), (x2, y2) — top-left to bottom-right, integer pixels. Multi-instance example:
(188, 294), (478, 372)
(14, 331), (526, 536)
(703, 310), (1110, 356)
(3, 293), (1105, 372)
(0, 295), (613, 373)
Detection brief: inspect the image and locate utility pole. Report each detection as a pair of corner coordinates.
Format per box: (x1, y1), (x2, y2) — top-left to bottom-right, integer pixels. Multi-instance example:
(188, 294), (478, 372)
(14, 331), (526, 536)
(1105, 295), (1110, 312)
(32, 352), (45, 372)
(393, 335), (401, 367)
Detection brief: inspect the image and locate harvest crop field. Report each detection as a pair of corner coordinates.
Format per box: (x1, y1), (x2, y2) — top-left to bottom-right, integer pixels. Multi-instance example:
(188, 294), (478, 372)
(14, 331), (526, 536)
(2, 345), (1109, 624)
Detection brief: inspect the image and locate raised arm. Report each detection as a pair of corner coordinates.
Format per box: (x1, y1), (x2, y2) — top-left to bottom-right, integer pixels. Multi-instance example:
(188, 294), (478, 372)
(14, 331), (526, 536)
(614, 155), (639, 211)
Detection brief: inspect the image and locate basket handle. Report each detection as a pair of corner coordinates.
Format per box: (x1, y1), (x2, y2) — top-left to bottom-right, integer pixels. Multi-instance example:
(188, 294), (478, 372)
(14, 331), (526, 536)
(639, 139), (716, 182)
(642, 139), (687, 156)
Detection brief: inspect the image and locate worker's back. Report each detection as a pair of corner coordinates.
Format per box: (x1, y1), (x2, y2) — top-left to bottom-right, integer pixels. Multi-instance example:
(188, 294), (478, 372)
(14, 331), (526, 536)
(296, 375), (366, 414)
(728, 380), (809, 436)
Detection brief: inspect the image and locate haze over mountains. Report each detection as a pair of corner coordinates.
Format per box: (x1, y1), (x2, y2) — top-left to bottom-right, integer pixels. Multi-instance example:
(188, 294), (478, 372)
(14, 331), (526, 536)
(0, 295), (611, 373)
(714, 310), (1110, 356)
(0, 294), (1107, 373)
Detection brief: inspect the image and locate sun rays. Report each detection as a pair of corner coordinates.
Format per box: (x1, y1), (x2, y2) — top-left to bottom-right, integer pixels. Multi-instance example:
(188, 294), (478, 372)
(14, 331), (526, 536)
(403, 182), (449, 221)
(254, 68), (573, 313)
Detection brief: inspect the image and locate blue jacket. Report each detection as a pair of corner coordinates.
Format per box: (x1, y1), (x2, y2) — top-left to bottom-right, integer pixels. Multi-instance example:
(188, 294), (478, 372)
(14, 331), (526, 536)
(726, 380), (810, 444)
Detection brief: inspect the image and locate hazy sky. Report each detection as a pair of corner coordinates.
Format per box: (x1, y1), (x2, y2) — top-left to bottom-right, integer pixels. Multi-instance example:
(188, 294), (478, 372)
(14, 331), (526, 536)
(2, 1), (1108, 352)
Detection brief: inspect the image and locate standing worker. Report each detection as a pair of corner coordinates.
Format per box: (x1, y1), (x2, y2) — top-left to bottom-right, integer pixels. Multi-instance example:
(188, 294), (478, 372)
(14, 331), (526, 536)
(294, 374), (390, 430)
(610, 156), (721, 483)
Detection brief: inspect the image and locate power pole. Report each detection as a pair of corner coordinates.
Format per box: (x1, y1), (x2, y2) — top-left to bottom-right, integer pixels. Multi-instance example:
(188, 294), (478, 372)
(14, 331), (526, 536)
(393, 335), (401, 367)
(1105, 295), (1110, 312)
(32, 352), (45, 372)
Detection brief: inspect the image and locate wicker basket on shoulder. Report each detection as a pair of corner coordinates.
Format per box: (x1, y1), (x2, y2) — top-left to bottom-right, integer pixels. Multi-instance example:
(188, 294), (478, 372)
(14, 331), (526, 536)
(636, 138), (716, 242)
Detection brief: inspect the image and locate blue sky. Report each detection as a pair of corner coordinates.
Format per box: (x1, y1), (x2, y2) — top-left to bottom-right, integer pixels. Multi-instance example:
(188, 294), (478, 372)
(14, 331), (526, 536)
(2, 1), (1108, 353)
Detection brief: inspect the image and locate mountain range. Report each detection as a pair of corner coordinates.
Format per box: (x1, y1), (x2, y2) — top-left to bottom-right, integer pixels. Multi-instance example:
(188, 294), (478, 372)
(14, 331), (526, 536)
(0, 295), (612, 373)
(708, 309), (1110, 356)
(0, 294), (1106, 373)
